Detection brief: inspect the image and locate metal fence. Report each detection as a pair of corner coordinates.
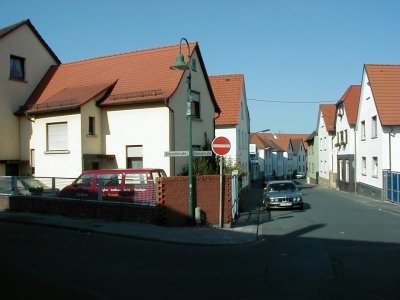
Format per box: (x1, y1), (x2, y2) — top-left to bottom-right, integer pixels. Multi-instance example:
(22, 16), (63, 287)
(0, 176), (157, 206)
(383, 171), (400, 204)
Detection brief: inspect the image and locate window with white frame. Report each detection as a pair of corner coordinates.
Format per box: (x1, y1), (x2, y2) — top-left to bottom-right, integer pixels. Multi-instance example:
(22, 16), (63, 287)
(372, 157), (378, 177)
(362, 157), (366, 175)
(371, 116), (378, 138)
(361, 120), (366, 140)
(126, 146), (143, 169)
(47, 122), (68, 151)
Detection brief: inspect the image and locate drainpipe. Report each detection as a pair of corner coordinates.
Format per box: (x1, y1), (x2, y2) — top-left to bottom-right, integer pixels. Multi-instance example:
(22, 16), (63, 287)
(354, 129), (357, 193)
(389, 126), (393, 174)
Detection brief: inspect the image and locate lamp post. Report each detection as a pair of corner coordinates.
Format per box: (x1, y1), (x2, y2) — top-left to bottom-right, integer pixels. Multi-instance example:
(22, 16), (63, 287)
(256, 128), (270, 133)
(170, 37), (194, 221)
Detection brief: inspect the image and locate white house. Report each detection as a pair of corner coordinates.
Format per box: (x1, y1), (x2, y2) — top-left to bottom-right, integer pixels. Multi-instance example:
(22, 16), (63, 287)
(291, 139), (307, 176)
(17, 42), (220, 178)
(335, 85), (361, 193)
(316, 104), (337, 188)
(0, 19), (60, 176)
(250, 133), (307, 180)
(355, 64), (400, 201)
(210, 74), (250, 189)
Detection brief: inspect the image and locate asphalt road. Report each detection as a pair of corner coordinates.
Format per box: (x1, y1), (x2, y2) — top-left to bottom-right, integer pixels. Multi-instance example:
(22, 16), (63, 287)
(0, 184), (399, 299)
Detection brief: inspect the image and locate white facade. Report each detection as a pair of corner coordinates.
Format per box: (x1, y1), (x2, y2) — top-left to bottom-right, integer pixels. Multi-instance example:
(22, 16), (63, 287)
(335, 105), (355, 155)
(355, 68), (400, 190)
(215, 80), (250, 189)
(25, 50), (217, 179)
(317, 109), (337, 187)
(293, 142), (307, 175)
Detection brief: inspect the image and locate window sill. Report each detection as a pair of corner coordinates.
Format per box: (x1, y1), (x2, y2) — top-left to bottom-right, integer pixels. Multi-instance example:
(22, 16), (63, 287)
(44, 150), (70, 154)
(9, 77), (27, 83)
(86, 134), (97, 137)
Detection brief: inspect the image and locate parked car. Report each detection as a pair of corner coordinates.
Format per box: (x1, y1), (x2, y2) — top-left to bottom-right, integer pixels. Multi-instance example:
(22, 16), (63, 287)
(263, 180), (303, 210)
(295, 172), (306, 179)
(59, 168), (167, 205)
(0, 177), (59, 196)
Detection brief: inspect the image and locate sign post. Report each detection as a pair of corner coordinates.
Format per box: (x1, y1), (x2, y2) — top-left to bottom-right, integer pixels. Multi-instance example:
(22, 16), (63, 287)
(211, 136), (231, 228)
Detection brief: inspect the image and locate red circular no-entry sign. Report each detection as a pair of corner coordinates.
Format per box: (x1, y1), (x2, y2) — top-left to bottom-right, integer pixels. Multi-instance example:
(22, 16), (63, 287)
(212, 136), (231, 156)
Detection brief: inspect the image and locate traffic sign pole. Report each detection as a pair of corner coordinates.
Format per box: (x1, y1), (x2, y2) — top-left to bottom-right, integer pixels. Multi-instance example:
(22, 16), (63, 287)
(211, 136), (231, 228)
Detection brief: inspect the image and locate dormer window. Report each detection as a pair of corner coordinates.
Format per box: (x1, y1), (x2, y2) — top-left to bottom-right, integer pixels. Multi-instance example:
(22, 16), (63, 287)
(10, 55), (25, 81)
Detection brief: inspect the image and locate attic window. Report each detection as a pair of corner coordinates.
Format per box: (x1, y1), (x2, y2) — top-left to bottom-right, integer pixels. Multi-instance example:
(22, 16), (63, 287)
(338, 106), (344, 117)
(10, 55), (25, 81)
(191, 58), (197, 72)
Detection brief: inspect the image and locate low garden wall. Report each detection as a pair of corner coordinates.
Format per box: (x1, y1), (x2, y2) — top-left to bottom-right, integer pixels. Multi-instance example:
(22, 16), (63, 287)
(1, 175), (234, 227)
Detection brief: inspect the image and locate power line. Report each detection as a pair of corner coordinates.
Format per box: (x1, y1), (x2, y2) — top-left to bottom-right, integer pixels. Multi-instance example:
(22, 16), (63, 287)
(248, 98), (338, 104)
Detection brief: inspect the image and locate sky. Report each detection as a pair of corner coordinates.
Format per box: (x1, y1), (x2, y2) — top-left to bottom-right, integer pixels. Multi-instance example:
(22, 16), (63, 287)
(2, 0), (399, 134)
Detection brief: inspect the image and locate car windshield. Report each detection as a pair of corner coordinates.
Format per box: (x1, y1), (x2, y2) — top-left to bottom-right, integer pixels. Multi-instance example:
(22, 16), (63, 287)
(268, 182), (296, 192)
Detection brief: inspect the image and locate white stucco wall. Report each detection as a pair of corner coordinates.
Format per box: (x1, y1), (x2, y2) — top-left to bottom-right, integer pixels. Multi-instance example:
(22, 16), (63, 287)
(356, 70), (385, 189)
(31, 113), (83, 178)
(318, 113), (332, 181)
(336, 108), (355, 155)
(104, 106), (171, 174)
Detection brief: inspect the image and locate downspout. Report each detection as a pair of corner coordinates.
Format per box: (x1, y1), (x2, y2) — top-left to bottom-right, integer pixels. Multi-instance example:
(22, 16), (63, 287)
(389, 126), (393, 174)
(165, 98), (175, 176)
(354, 129), (357, 193)
(388, 126), (394, 201)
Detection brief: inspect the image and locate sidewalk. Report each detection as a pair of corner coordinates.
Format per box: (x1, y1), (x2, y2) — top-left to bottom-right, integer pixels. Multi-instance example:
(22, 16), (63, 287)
(0, 186), (264, 246)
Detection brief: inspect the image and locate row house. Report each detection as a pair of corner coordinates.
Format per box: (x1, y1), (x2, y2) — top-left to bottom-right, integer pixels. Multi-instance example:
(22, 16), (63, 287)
(209, 74), (251, 189)
(356, 64), (400, 202)
(249, 133), (307, 181)
(316, 104), (337, 188)
(306, 64), (400, 204)
(335, 85), (361, 193)
(305, 130), (318, 184)
(0, 19), (60, 176)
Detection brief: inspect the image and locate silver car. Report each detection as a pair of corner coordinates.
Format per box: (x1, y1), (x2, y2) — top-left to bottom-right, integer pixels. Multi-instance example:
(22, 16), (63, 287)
(263, 180), (303, 210)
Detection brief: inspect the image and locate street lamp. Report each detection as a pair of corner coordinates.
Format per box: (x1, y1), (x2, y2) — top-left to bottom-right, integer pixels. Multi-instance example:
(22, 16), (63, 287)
(170, 37), (194, 222)
(256, 129), (270, 133)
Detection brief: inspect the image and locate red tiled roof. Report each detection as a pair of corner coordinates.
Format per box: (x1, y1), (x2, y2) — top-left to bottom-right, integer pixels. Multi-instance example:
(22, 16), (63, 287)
(23, 42), (220, 114)
(338, 85), (361, 126)
(320, 104), (336, 132)
(250, 133), (308, 152)
(290, 139), (304, 155)
(210, 74), (244, 126)
(365, 64), (400, 126)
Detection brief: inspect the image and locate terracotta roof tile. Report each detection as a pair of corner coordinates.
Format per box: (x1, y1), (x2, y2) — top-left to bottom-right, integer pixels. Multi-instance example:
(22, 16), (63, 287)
(23, 42), (220, 114)
(320, 104), (336, 132)
(250, 133), (308, 151)
(338, 85), (361, 126)
(365, 64), (400, 126)
(210, 74), (244, 126)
